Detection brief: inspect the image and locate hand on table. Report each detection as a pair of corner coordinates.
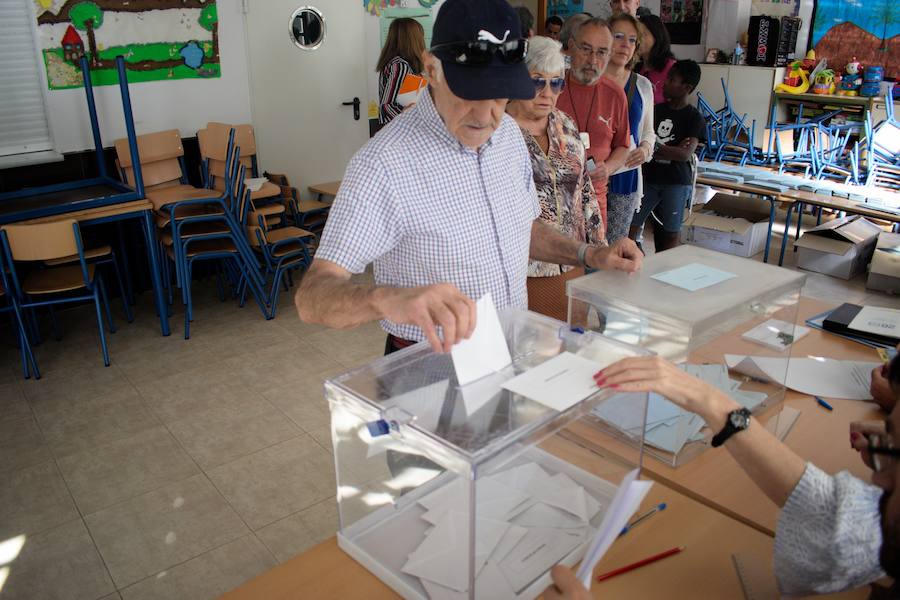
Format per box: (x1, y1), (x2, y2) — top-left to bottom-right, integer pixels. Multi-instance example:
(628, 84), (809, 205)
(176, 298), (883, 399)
(871, 364), (896, 412)
(374, 283), (476, 353)
(542, 566), (592, 600)
(586, 238), (643, 273)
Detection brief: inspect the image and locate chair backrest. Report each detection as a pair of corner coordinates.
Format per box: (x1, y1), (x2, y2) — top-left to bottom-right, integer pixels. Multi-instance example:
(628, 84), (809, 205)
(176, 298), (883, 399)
(3, 220), (79, 261)
(114, 129), (185, 189)
(201, 122), (257, 191)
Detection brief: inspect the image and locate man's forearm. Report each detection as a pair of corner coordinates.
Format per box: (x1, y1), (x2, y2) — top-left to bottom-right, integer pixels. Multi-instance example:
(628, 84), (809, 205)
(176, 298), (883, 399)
(654, 143), (693, 161)
(295, 265), (383, 329)
(529, 220), (581, 265)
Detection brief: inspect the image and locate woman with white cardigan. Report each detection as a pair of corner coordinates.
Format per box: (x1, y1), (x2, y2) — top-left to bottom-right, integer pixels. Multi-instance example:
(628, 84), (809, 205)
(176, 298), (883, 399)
(603, 13), (655, 245)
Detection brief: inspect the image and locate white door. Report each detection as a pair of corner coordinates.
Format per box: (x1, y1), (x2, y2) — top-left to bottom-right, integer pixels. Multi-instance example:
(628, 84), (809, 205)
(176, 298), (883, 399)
(244, 1), (368, 189)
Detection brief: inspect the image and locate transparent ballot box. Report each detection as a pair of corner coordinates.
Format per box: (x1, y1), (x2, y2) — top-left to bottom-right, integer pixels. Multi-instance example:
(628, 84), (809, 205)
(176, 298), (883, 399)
(325, 309), (650, 599)
(567, 245), (807, 467)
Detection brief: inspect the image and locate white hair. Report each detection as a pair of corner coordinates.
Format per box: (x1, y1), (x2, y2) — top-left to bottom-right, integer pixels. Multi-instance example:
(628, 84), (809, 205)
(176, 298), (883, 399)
(525, 36), (565, 77)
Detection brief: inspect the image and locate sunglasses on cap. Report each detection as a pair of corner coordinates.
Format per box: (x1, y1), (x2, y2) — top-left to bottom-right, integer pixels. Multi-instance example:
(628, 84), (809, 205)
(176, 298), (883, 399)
(430, 38), (528, 66)
(532, 76), (565, 93)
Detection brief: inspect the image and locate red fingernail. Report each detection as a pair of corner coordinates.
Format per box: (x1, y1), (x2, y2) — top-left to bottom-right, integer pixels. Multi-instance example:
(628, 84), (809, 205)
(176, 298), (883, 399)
(850, 432), (861, 442)
(595, 376), (607, 385)
(610, 384), (619, 389)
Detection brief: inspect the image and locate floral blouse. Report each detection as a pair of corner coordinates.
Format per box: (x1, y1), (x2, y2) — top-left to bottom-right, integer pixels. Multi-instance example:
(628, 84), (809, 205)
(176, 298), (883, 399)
(521, 108), (605, 278)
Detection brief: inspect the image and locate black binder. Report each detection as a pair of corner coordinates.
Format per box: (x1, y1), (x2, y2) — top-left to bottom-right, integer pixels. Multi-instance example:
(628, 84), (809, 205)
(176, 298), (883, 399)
(823, 303), (900, 346)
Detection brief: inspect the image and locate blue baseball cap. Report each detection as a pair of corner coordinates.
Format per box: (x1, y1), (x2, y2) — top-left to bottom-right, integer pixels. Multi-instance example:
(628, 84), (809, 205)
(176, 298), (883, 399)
(430, 0), (534, 101)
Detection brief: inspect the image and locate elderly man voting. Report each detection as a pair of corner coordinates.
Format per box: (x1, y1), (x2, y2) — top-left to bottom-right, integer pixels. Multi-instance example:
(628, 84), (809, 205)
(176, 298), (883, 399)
(295, 0), (642, 355)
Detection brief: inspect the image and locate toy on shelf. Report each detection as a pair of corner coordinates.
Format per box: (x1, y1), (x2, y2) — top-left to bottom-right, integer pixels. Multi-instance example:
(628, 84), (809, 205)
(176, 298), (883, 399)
(812, 69), (836, 95)
(860, 65), (884, 97)
(837, 59), (862, 96)
(800, 49), (817, 71)
(775, 59), (810, 94)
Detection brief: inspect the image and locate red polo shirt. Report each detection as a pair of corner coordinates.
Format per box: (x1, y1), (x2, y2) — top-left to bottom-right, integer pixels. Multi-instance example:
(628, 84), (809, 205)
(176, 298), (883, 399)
(557, 75), (629, 228)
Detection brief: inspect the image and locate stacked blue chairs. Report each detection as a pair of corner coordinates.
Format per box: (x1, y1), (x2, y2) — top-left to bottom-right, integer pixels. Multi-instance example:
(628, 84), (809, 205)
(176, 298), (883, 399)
(864, 94), (900, 189)
(0, 219), (117, 373)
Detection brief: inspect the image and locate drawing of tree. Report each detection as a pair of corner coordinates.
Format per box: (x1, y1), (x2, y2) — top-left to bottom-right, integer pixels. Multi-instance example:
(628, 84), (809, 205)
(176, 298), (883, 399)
(877, 0), (898, 52)
(199, 4), (219, 61)
(69, 1), (103, 67)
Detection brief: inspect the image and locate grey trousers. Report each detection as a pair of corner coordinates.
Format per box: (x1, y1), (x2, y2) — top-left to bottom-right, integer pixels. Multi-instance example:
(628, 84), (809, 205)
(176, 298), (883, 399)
(606, 190), (641, 244)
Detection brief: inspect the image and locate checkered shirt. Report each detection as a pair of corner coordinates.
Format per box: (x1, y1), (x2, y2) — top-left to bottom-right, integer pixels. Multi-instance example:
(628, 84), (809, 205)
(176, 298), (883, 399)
(316, 89), (539, 342)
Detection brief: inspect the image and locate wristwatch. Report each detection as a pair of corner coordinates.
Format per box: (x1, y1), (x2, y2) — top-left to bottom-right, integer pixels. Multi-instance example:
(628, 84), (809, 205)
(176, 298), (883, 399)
(710, 407), (751, 447)
(577, 243), (589, 267)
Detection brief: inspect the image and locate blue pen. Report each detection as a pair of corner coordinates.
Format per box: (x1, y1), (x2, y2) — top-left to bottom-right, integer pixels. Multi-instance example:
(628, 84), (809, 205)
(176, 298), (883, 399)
(815, 396), (834, 411)
(619, 502), (667, 536)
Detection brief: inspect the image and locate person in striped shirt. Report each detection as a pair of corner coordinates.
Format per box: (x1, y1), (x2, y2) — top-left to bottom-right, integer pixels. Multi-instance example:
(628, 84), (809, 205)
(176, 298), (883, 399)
(377, 18), (426, 126)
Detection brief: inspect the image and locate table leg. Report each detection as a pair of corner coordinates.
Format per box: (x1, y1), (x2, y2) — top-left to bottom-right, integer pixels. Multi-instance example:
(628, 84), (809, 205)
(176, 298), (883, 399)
(763, 195), (776, 263)
(141, 210), (170, 336)
(794, 202), (804, 248)
(778, 202), (795, 267)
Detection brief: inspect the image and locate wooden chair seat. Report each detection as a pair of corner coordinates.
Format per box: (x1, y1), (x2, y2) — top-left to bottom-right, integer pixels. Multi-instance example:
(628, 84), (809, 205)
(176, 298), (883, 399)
(251, 181), (281, 200)
(160, 222), (231, 246)
(155, 205), (224, 228)
(24, 264), (96, 295)
(270, 241), (310, 260)
(296, 198), (331, 213)
(146, 185), (219, 211)
(45, 245), (111, 266)
(165, 239), (237, 259)
(266, 226), (315, 242)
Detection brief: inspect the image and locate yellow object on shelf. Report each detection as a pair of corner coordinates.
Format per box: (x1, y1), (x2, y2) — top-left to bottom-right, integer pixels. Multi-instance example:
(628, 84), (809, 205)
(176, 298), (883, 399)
(774, 69), (810, 94)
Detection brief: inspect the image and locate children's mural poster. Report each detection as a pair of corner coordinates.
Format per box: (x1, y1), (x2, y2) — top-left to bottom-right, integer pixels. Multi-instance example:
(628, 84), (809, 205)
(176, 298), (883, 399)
(811, 0), (899, 80)
(659, 0), (703, 45)
(34, 0), (220, 89)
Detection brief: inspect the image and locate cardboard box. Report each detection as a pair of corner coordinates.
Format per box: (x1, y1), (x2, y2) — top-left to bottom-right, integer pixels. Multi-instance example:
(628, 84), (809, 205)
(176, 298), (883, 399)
(794, 216), (882, 280)
(867, 232), (900, 294)
(682, 193), (771, 258)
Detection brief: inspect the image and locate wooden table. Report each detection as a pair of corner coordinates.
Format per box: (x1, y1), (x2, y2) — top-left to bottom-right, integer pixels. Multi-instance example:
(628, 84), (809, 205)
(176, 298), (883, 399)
(563, 298), (883, 536)
(308, 181), (341, 202)
(696, 175), (795, 265)
(222, 435), (868, 600)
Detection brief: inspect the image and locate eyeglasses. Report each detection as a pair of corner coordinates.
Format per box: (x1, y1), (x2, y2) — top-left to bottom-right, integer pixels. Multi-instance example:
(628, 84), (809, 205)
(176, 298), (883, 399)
(613, 32), (638, 46)
(576, 44), (609, 61)
(430, 39), (528, 66)
(532, 76), (565, 93)
(868, 433), (900, 473)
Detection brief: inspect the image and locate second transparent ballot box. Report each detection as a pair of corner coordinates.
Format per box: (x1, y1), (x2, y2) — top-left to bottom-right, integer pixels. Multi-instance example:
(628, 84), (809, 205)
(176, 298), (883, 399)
(325, 309), (650, 599)
(567, 245), (807, 466)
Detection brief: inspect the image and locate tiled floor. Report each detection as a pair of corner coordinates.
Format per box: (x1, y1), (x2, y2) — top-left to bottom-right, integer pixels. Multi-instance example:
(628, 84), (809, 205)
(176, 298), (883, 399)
(0, 218), (897, 599)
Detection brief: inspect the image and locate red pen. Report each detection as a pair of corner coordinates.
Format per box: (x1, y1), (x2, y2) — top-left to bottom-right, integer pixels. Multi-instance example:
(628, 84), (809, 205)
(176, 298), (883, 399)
(595, 546), (685, 582)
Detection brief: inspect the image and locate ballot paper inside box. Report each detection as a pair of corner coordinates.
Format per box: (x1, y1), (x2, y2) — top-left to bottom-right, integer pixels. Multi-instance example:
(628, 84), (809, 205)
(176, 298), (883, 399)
(567, 245), (807, 468)
(324, 308), (650, 600)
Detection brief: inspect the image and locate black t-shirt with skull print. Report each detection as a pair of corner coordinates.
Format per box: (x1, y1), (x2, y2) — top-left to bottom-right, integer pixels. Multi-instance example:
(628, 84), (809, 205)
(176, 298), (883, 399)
(643, 102), (706, 185)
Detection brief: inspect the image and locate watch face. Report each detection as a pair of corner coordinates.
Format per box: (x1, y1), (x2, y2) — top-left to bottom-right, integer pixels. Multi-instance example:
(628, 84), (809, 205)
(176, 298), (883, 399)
(729, 411), (750, 428)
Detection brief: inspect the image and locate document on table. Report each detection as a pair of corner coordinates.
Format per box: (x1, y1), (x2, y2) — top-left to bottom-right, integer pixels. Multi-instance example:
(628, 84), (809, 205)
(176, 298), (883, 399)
(848, 306), (900, 338)
(451, 293), (512, 386)
(725, 355), (880, 400)
(502, 352), (603, 412)
(575, 468), (653, 588)
(650, 262), (736, 292)
(741, 319), (810, 352)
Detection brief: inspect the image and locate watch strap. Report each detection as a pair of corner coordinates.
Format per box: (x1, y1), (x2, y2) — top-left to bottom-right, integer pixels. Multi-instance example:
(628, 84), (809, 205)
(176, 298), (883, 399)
(711, 407), (751, 448)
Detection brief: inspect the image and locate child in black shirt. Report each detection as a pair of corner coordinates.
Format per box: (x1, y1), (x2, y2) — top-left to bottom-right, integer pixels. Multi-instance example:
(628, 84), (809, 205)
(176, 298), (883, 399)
(629, 59), (705, 252)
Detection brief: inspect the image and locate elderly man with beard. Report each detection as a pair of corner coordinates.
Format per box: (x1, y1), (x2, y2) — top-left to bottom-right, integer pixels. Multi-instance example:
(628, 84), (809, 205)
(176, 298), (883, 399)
(545, 355), (900, 599)
(557, 17), (630, 231)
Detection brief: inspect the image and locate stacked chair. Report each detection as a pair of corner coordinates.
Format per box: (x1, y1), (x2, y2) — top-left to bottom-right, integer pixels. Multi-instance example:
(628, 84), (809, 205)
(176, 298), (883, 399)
(864, 96), (900, 189)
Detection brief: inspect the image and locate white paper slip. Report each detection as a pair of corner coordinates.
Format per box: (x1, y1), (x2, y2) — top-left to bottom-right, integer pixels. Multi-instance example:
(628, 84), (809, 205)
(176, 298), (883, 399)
(741, 319), (810, 352)
(451, 293), (512, 386)
(243, 176), (269, 192)
(725, 355), (880, 401)
(651, 262), (736, 292)
(502, 352), (603, 412)
(848, 306), (900, 338)
(575, 468), (653, 588)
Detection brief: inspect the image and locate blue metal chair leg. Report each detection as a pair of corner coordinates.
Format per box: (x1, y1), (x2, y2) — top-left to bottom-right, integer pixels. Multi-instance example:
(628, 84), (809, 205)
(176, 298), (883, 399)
(108, 249), (133, 323)
(92, 288), (111, 366)
(98, 276), (117, 334)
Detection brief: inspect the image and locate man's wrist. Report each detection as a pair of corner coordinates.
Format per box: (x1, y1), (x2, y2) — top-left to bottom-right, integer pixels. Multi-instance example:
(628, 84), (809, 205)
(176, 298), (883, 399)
(577, 243), (589, 267)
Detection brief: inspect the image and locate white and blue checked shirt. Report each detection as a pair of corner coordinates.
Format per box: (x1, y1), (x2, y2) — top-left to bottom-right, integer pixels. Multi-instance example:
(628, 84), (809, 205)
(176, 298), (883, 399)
(316, 89), (539, 342)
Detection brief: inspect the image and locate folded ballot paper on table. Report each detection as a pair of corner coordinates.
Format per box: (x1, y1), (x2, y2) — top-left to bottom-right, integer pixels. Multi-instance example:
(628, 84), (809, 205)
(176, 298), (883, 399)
(867, 232), (900, 295)
(794, 216), (882, 280)
(725, 354), (880, 400)
(682, 193), (772, 258)
(397, 73), (427, 108)
(325, 308), (651, 599)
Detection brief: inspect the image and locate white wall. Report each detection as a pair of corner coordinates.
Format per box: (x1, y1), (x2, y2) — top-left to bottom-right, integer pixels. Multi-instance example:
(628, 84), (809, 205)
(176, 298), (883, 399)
(46, 0), (251, 153)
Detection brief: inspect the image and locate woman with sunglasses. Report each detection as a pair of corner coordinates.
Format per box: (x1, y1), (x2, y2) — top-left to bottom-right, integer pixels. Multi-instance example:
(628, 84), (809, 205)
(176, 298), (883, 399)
(506, 36), (604, 322)
(604, 13), (655, 244)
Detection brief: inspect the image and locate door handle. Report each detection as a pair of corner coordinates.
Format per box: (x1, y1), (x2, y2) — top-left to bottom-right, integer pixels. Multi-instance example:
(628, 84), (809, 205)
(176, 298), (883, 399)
(342, 97), (361, 121)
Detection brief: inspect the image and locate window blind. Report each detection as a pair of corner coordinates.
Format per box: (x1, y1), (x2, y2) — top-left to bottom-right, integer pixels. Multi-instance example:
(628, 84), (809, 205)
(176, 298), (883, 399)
(0, 0), (54, 158)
